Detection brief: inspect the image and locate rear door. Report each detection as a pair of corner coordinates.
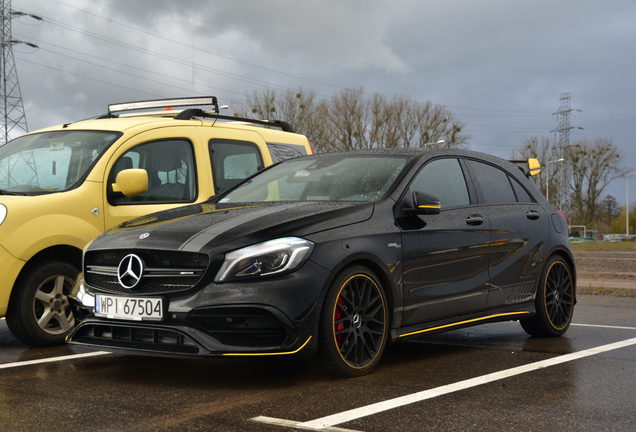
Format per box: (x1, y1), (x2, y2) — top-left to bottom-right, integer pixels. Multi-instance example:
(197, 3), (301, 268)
(464, 159), (549, 309)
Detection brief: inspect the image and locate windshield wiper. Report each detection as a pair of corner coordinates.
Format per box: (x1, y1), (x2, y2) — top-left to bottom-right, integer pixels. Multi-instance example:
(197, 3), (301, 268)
(0, 189), (27, 196)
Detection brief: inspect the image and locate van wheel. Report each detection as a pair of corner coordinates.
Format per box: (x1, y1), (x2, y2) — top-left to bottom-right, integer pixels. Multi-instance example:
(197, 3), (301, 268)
(7, 261), (78, 346)
(318, 266), (388, 377)
(521, 256), (574, 337)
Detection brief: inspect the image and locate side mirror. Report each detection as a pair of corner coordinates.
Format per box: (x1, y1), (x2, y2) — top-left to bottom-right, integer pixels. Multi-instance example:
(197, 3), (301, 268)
(111, 169), (149, 197)
(528, 158), (541, 176)
(410, 191), (441, 215)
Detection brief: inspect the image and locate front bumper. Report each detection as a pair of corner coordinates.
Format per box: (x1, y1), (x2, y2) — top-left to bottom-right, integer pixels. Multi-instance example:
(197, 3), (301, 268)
(67, 261), (330, 357)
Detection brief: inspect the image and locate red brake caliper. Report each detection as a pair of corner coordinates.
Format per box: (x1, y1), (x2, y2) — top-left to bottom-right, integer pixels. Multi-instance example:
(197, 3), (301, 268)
(334, 298), (345, 346)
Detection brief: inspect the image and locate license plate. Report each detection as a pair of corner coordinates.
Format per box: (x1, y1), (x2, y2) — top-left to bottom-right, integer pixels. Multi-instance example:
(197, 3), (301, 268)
(95, 295), (163, 321)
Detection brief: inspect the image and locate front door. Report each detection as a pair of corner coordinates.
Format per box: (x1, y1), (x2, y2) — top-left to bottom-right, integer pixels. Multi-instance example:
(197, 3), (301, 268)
(399, 158), (491, 326)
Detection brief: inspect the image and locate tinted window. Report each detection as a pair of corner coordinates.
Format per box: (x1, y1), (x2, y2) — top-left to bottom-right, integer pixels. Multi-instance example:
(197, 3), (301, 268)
(210, 140), (264, 194)
(468, 161), (516, 204)
(409, 158), (470, 207)
(511, 177), (534, 202)
(110, 139), (196, 204)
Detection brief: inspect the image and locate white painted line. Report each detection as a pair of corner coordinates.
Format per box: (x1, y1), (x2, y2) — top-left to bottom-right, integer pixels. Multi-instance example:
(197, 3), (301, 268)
(251, 416), (362, 432)
(572, 323), (636, 331)
(254, 336), (636, 430)
(0, 351), (111, 370)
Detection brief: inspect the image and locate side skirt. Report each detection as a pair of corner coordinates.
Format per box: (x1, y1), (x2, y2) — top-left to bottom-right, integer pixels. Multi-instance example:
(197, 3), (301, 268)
(391, 304), (536, 341)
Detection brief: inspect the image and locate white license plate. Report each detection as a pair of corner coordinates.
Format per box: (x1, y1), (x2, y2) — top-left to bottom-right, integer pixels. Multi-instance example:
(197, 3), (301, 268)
(95, 295), (163, 321)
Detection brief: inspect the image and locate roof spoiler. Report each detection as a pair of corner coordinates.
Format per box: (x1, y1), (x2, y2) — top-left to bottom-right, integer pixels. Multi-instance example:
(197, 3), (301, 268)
(510, 158), (542, 177)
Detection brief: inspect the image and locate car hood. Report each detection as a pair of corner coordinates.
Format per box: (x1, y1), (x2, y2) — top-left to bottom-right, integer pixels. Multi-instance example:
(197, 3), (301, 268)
(90, 201), (374, 254)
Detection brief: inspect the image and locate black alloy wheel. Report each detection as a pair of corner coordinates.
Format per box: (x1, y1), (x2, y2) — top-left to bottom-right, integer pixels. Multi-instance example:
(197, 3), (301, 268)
(319, 266), (388, 377)
(521, 256), (574, 337)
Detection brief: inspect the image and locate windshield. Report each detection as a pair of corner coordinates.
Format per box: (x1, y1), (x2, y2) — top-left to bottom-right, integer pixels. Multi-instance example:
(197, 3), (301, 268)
(0, 130), (121, 194)
(217, 155), (408, 203)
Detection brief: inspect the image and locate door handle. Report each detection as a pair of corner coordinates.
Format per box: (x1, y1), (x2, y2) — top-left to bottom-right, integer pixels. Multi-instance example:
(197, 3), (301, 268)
(526, 210), (540, 220)
(466, 214), (484, 226)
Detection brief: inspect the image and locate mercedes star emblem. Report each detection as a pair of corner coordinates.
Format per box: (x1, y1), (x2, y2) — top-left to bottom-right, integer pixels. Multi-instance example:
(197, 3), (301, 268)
(117, 254), (144, 289)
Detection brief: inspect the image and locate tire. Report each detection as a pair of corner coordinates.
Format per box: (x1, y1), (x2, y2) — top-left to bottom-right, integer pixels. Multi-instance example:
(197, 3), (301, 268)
(521, 256), (574, 337)
(6, 261), (78, 347)
(318, 266), (389, 377)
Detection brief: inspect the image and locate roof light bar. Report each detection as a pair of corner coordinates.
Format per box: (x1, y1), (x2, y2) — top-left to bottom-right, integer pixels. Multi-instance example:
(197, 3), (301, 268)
(108, 96), (217, 113)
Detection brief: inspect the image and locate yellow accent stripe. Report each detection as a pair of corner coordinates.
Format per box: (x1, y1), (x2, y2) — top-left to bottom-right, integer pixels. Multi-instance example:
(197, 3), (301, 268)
(398, 311), (531, 338)
(222, 336), (312, 357)
(418, 205), (441, 209)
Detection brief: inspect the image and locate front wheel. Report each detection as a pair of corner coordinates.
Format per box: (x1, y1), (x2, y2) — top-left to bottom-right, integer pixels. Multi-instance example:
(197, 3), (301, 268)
(318, 266), (389, 377)
(6, 260), (78, 346)
(521, 256), (574, 337)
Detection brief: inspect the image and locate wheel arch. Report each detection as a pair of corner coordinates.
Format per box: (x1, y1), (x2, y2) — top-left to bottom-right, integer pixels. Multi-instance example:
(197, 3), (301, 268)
(10, 245), (82, 305)
(324, 255), (397, 326)
(546, 247), (577, 304)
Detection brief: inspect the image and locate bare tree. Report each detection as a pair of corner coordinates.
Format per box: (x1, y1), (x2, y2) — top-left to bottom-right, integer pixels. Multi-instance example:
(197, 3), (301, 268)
(416, 102), (470, 148)
(237, 86), (470, 152)
(568, 139), (627, 225)
(510, 136), (561, 196)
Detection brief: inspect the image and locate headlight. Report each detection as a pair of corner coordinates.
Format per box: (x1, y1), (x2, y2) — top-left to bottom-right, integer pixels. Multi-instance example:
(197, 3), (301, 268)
(0, 204), (6, 225)
(215, 237), (314, 282)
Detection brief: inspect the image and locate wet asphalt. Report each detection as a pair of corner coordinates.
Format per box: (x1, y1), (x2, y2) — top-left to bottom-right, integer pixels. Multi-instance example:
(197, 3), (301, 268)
(1, 294), (635, 432)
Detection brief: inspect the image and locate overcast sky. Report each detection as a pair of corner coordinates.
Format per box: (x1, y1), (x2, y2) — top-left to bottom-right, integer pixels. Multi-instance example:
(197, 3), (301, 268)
(10, 0), (636, 203)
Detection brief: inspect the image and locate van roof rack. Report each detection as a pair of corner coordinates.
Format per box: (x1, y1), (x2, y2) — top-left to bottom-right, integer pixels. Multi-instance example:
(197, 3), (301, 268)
(97, 96), (296, 133)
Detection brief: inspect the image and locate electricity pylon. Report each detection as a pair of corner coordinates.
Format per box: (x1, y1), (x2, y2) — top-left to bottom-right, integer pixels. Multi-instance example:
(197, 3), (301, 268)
(551, 93), (582, 212)
(0, 0), (41, 145)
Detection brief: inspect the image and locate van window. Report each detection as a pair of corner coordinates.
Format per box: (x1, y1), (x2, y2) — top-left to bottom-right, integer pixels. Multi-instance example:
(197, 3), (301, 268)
(209, 139), (263, 194)
(109, 139), (196, 204)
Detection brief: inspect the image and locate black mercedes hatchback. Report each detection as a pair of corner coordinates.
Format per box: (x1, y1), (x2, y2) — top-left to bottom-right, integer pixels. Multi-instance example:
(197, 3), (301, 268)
(68, 148), (576, 377)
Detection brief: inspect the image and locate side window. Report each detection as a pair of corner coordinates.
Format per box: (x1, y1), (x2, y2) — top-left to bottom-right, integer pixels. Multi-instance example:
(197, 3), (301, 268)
(409, 158), (470, 208)
(510, 177), (534, 203)
(468, 160), (517, 204)
(109, 139), (196, 205)
(210, 139), (264, 194)
(266, 142), (308, 163)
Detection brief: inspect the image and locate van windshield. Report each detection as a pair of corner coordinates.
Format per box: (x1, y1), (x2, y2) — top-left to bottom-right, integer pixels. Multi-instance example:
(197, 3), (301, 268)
(0, 130), (121, 195)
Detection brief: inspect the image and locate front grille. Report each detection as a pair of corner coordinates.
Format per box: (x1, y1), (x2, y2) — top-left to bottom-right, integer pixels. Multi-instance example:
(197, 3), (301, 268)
(85, 249), (209, 295)
(187, 306), (288, 347)
(71, 322), (200, 354)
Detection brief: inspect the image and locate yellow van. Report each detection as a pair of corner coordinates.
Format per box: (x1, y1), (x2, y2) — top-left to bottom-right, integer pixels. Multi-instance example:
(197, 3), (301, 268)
(0, 96), (313, 346)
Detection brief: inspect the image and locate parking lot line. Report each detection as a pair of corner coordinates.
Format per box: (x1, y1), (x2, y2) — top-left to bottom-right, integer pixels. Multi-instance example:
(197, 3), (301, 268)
(571, 323), (636, 331)
(253, 335), (636, 430)
(0, 351), (111, 370)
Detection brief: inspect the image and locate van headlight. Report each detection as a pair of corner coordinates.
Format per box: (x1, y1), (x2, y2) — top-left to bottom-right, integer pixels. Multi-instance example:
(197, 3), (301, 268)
(0, 204), (6, 225)
(214, 237), (314, 282)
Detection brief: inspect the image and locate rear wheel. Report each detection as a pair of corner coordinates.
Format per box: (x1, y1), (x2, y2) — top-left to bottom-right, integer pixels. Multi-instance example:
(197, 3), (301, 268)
(318, 266), (388, 377)
(521, 256), (574, 337)
(7, 261), (78, 346)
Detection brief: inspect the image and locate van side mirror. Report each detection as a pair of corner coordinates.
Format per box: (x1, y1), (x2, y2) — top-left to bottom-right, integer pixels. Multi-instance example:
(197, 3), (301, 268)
(111, 169), (149, 197)
(409, 191), (441, 215)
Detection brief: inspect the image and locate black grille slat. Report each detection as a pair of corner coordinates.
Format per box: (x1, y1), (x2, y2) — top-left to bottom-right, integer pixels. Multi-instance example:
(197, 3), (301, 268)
(72, 323), (200, 354)
(84, 249), (209, 295)
(187, 307), (287, 347)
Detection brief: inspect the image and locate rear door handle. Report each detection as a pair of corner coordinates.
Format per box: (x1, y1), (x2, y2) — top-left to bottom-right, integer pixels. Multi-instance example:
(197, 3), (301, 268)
(466, 214), (484, 226)
(526, 210), (540, 220)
